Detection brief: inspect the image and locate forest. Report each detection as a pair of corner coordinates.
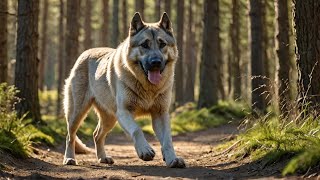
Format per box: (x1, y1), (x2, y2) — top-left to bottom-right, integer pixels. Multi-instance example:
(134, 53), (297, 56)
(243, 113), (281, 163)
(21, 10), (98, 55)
(0, 0), (320, 179)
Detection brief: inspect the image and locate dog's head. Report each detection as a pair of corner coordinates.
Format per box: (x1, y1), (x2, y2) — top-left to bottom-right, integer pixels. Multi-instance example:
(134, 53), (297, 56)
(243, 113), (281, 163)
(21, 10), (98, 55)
(126, 12), (178, 86)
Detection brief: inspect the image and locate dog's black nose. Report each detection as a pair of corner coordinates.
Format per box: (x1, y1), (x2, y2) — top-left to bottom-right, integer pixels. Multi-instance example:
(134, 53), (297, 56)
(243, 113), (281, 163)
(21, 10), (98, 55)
(150, 59), (162, 67)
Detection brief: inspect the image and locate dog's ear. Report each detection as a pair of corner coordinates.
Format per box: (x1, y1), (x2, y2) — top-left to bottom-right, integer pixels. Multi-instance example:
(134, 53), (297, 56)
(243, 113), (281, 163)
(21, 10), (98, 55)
(130, 12), (145, 36)
(159, 12), (173, 35)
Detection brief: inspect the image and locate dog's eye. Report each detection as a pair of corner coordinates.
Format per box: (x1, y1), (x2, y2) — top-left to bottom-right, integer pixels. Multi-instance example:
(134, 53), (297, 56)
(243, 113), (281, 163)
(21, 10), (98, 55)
(141, 41), (149, 49)
(159, 42), (166, 49)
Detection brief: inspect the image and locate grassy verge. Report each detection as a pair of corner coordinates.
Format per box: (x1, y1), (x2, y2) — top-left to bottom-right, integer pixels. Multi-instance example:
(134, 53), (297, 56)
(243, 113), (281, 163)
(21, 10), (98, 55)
(0, 83), (53, 158)
(220, 110), (320, 175)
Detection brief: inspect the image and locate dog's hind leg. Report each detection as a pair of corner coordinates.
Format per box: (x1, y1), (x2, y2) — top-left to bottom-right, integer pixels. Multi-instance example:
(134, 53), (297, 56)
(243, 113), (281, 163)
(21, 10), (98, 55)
(63, 78), (92, 165)
(93, 103), (117, 164)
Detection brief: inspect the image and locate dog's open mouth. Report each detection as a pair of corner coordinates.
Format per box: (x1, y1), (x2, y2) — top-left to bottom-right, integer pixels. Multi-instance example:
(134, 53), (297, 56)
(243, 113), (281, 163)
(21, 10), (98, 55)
(139, 61), (163, 85)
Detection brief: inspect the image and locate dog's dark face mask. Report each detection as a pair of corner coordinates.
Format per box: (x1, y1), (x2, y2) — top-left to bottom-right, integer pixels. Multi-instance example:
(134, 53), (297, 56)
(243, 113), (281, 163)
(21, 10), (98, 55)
(128, 12), (176, 85)
(139, 48), (166, 85)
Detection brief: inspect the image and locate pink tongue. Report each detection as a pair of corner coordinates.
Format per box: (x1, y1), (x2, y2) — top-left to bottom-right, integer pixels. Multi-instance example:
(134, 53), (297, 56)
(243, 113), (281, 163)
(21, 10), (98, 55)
(148, 70), (162, 84)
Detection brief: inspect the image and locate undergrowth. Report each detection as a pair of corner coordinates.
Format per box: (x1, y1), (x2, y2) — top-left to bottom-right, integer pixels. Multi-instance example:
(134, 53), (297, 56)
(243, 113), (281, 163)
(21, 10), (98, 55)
(141, 101), (249, 135)
(223, 106), (320, 176)
(0, 83), (53, 158)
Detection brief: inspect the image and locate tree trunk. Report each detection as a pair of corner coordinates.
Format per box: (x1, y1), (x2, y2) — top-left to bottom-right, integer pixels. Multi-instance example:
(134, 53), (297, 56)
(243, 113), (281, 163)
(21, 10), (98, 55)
(198, 0), (219, 108)
(135, 0), (144, 19)
(164, 0), (170, 15)
(100, 0), (109, 46)
(84, 0), (92, 50)
(56, 0), (64, 117)
(15, 0), (42, 123)
(111, 0), (119, 48)
(261, 0), (273, 106)
(184, 0), (196, 102)
(0, 0), (8, 83)
(231, 0), (241, 100)
(294, 0), (320, 110)
(38, 0), (48, 90)
(249, 0), (266, 111)
(65, 0), (80, 78)
(121, 0), (128, 39)
(275, 0), (290, 114)
(154, 0), (161, 21)
(175, 0), (184, 106)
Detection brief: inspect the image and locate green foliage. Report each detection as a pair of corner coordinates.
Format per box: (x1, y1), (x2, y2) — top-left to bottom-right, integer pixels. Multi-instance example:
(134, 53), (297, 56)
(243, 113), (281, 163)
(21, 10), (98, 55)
(0, 83), (53, 158)
(229, 111), (320, 176)
(39, 90), (58, 115)
(169, 101), (249, 135)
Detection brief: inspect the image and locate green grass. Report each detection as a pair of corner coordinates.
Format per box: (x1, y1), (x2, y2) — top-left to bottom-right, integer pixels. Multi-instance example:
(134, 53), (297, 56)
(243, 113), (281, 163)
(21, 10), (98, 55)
(0, 83), (54, 158)
(169, 101), (249, 135)
(223, 111), (320, 176)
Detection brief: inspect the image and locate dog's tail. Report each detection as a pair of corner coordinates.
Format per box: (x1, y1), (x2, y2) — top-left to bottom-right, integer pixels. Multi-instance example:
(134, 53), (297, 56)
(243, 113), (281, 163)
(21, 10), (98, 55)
(75, 136), (93, 154)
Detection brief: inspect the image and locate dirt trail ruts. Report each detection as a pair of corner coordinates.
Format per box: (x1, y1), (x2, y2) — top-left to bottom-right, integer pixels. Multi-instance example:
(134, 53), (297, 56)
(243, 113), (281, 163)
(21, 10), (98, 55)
(0, 124), (289, 179)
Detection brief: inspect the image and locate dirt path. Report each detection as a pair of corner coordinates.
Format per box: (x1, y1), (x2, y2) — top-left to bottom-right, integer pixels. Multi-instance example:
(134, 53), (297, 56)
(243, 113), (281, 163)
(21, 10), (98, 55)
(0, 124), (287, 179)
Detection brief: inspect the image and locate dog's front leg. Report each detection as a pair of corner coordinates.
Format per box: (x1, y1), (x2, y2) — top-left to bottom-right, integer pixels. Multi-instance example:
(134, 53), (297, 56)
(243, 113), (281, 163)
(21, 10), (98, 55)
(152, 113), (186, 168)
(116, 109), (155, 161)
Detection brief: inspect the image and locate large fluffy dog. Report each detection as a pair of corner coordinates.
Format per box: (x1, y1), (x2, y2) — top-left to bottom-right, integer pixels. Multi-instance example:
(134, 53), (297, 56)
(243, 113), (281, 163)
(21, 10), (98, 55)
(63, 12), (186, 168)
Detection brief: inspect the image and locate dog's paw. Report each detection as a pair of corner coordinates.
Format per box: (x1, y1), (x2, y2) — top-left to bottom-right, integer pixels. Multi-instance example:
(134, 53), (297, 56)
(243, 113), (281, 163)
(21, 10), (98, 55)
(63, 158), (77, 165)
(98, 156), (114, 164)
(136, 145), (155, 161)
(167, 157), (186, 168)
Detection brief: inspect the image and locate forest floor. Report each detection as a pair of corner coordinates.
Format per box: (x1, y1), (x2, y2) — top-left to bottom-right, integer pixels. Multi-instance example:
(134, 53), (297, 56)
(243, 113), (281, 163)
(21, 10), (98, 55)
(0, 124), (302, 180)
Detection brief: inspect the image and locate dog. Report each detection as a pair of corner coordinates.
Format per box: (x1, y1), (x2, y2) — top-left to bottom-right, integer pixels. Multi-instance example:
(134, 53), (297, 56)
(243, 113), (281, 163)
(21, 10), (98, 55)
(63, 12), (186, 168)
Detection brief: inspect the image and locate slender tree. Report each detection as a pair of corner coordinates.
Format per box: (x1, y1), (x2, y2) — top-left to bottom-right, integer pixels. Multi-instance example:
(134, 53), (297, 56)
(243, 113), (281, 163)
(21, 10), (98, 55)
(135, 0), (144, 18)
(122, 0), (128, 39)
(100, 0), (109, 46)
(39, 0), (48, 90)
(275, 0), (290, 114)
(164, 0), (170, 15)
(249, 0), (266, 111)
(0, 0), (8, 83)
(184, 0), (196, 102)
(175, 0), (184, 106)
(198, 0), (219, 108)
(15, 0), (41, 123)
(111, 0), (119, 47)
(65, 0), (80, 78)
(84, 0), (92, 50)
(154, 0), (161, 21)
(231, 0), (241, 99)
(57, 0), (65, 116)
(294, 0), (320, 110)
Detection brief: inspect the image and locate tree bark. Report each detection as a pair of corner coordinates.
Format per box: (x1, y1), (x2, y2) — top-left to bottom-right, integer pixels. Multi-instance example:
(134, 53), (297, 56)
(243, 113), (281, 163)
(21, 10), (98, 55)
(184, 0), (196, 102)
(111, 0), (119, 48)
(121, 0), (128, 39)
(154, 0), (161, 21)
(38, 0), (48, 90)
(198, 0), (219, 108)
(15, 0), (42, 123)
(56, 0), (65, 117)
(135, 0), (144, 19)
(164, 0), (170, 15)
(0, 0), (8, 83)
(100, 0), (109, 46)
(249, 0), (266, 111)
(175, 0), (184, 106)
(231, 0), (241, 100)
(65, 0), (80, 78)
(294, 0), (320, 110)
(84, 0), (92, 50)
(275, 0), (290, 114)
